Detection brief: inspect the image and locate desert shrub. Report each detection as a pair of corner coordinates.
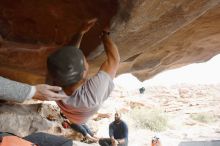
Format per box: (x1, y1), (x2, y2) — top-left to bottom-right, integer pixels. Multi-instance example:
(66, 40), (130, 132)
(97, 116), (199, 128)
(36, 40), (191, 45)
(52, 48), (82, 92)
(129, 108), (168, 131)
(190, 113), (216, 123)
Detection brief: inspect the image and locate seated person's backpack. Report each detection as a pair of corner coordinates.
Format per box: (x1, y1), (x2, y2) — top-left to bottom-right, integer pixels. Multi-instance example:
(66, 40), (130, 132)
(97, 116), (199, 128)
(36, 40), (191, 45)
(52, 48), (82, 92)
(0, 132), (37, 146)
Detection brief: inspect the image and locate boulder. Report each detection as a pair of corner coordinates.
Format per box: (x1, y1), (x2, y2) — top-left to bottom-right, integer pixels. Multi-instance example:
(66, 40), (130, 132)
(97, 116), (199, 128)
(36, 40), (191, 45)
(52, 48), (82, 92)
(0, 0), (220, 82)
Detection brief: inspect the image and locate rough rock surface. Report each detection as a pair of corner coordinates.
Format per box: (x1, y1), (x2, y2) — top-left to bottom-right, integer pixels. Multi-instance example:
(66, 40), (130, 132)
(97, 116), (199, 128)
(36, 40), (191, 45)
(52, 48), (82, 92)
(0, 0), (220, 83)
(0, 103), (63, 137)
(0, 102), (98, 146)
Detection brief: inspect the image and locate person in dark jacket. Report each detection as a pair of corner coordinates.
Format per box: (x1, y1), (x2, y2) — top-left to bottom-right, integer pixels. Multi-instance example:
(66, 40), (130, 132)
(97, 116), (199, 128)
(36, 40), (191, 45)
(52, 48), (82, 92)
(99, 112), (128, 146)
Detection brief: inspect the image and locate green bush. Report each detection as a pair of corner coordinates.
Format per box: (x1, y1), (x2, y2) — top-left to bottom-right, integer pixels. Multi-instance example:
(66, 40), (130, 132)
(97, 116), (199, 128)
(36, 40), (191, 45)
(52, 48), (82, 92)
(190, 113), (216, 123)
(129, 108), (168, 131)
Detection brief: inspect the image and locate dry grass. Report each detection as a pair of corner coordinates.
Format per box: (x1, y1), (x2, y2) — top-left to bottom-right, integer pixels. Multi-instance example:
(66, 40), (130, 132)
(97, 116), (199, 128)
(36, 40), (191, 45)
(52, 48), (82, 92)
(190, 113), (217, 123)
(129, 108), (168, 132)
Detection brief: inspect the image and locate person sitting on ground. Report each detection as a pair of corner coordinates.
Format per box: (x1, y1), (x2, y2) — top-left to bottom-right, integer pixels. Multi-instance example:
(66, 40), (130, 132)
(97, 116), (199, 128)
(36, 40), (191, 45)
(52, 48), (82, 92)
(99, 112), (128, 146)
(151, 135), (162, 146)
(47, 17), (120, 143)
(63, 120), (98, 143)
(61, 112), (98, 143)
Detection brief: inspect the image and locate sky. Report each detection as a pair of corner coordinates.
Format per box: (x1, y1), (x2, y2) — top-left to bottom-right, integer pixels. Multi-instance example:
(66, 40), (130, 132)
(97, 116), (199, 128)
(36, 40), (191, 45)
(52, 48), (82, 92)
(114, 54), (220, 89)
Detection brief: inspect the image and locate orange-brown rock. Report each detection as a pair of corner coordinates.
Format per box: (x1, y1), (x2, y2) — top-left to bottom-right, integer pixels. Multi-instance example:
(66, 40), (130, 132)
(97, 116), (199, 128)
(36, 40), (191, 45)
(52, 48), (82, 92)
(0, 0), (220, 83)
